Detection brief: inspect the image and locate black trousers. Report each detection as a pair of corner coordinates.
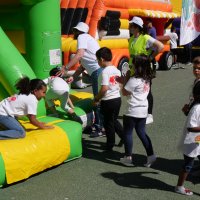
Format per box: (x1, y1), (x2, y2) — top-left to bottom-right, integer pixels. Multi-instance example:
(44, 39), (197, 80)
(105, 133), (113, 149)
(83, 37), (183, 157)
(100, 97), (123, 148)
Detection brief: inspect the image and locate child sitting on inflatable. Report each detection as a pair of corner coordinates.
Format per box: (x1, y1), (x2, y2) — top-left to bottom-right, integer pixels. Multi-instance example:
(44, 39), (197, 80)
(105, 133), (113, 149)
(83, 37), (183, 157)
(43, 67), (83, 124)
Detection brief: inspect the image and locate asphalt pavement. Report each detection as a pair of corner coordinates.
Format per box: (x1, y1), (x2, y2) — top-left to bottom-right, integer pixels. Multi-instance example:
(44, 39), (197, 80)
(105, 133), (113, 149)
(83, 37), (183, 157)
(1, 63), (200, 200)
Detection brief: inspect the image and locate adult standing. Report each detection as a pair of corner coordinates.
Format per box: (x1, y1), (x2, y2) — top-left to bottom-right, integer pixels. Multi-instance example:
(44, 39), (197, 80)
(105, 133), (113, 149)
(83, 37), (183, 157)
(60, 22), (103, 137)
(128, 16), (164, 124)
(146, 19), (157, 39)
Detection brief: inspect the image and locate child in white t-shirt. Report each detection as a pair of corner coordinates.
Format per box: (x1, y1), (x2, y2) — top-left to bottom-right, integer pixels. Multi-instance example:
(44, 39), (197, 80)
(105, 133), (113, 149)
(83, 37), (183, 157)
(0, 77), (54, 139)
(43, 67), (82, 124)
(167, 26), (178, 65)
(94, 47), (123, 151)
(182, 57), (200, 116)
(175, 81), (200, 196)
(120, 55), (156, 167)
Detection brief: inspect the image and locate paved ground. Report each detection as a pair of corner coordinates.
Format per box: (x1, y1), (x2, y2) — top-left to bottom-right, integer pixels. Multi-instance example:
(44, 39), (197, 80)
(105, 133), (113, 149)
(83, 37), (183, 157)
(1, 63), (200, 200)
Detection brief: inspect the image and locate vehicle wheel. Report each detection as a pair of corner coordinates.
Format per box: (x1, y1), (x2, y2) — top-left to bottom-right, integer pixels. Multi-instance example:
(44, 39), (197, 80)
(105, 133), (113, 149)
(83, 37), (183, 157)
(159, 51), (174, 70)
(118, 57), (129, 76)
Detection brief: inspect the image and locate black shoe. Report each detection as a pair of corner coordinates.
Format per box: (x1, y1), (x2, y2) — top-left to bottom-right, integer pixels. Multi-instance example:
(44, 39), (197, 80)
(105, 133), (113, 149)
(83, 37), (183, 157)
(89, 130), (102, 138)
(70, 113), (83, 124)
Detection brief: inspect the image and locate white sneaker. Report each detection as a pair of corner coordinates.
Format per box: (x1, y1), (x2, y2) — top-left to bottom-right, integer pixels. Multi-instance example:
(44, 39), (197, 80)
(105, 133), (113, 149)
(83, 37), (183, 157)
(146, 114), (153, 124)
(120, 156), (133, 166)
(144, 154), (156, 167)
(175, 186), (193, 196)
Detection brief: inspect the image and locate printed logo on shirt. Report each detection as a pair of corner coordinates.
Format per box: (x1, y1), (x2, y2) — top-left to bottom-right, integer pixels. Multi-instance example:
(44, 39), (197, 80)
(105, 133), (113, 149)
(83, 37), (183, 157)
(8, 96), (16, 101)
(143, 83), (149, 92)
(109, 75), (118, 85)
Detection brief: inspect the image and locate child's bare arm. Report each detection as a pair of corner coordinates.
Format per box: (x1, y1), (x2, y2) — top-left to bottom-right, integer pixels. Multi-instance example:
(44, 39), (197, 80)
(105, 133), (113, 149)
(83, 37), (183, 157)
(187, 127), (200, 132)
(68, 97), (74, 109)
(122, 87), (131, 96)
(27, 114), (54, 129)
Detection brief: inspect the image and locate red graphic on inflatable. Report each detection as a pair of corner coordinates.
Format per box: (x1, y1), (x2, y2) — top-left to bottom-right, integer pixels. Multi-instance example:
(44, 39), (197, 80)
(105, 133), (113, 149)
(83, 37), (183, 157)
(192, 12), (200, 32)
(194, 0), (200, 9)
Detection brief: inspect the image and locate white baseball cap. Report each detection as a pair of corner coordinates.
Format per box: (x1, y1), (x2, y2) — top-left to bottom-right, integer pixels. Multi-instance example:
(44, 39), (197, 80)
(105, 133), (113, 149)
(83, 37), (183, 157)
(129, 16), (143, 28)
(73, 22), (89, 33)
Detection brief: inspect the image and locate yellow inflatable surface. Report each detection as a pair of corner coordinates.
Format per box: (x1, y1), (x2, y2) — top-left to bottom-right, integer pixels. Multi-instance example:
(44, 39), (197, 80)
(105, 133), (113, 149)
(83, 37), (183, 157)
(0, 121), (70, 184)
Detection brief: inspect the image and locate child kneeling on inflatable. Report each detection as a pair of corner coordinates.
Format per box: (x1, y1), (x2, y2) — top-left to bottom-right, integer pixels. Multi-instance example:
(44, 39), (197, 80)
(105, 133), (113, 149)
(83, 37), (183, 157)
(43, 67), (82, 124)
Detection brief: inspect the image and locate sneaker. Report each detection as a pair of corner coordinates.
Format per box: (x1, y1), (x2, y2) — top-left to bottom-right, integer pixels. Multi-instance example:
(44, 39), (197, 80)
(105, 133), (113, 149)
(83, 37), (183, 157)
(171, 64), (179, 69)
(120, 156), (133, 166)
(144, 154), (156, 167)
(175, 186), (193, 196)
(70, 113), (83, 124)
(99, 128), (106, 137)
(89, 130), (102, 138)
(146, 114), (153, 124)
(185, 62), (192, 66)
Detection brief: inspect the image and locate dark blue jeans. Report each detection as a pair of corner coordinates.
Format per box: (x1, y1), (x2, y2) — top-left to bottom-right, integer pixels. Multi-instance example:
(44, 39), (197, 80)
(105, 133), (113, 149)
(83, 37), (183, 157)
(182, 155), (200, 173)
(123, 115), (154, 156)
(91, 68), (103, 129)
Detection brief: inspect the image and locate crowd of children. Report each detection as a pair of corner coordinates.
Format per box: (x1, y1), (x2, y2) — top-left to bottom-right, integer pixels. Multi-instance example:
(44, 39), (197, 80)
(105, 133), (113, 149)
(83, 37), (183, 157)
(0, 19), (200, 196)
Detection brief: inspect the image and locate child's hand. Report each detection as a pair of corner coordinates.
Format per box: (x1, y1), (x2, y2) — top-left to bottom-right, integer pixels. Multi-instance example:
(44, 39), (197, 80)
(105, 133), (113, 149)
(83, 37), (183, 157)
(66, 76), (74, 83)
(56, 65), (66, 77)
(43, 125), (54, 129)
(182, 104), (189, 116)
(40, 122), (54, 129)
(93, 100), (99, 106)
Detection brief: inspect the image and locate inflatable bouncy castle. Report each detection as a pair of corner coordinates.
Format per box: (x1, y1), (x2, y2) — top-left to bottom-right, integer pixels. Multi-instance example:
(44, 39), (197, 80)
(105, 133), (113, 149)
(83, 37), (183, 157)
(60, 0), (180, 74)
(0, 0), (93, 187)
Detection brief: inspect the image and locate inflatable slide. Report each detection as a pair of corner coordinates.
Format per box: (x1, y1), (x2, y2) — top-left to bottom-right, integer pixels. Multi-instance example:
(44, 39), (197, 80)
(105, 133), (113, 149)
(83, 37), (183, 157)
(0, 0), (92, 187)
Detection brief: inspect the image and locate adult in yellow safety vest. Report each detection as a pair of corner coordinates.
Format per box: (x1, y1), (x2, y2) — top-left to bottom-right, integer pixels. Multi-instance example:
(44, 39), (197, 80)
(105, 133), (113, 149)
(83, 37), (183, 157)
(127, 16), (164, 124)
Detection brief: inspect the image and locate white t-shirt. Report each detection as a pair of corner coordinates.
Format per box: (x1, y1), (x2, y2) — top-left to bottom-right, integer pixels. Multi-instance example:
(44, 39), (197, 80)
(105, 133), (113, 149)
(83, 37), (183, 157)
(43, 76), (70, 108)
(0, 94), (38, 117)
(166, 32), (178, 49)
(77, 33), (100, 75)
(181, 104), (200, 157)
(43, 76), (69, 94)
(98, 65), (121, 100)
(124, 77), (150, 118)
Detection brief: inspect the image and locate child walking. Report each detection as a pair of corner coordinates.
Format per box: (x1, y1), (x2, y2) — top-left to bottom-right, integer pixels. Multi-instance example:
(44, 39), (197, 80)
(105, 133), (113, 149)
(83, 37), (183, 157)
(0, 77), (54, 140)
(94, 47), (123, 151)
(182, 56), (200, 116)
(43, 66), (82, 124)
(120, 55), (156, 166)
(175, 81), (200, 196)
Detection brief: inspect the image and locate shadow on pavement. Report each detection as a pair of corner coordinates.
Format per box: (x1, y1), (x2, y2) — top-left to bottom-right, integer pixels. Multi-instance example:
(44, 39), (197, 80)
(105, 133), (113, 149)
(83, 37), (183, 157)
(82, 136), (200, 186)
(101, 171), (173, 192)
(101, 171), (200, 196)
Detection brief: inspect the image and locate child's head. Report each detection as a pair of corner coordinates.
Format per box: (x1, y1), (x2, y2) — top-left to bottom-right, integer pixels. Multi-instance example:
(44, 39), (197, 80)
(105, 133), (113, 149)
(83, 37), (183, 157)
(96, 47), (112, 67)
(193, 56), (200, 79)
(193, 81), (200, 103)
(15, 76), (47, 100)
(50, 66), (62, 77)
(133, 54), (153, 80)
(170, 26), (176, 33)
